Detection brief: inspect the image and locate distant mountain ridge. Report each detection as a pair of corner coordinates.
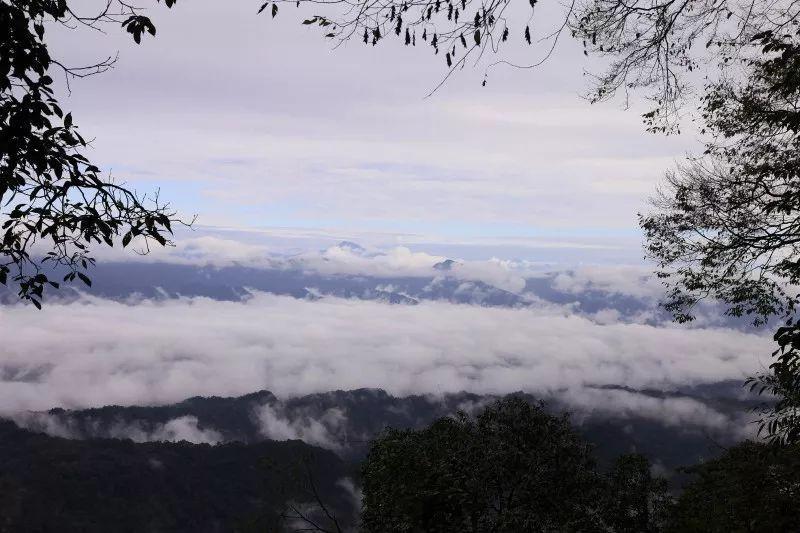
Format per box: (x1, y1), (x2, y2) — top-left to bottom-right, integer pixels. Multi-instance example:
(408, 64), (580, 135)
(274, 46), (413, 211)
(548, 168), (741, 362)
(11, 386), (757, 470)
(0, 252), (760, 330)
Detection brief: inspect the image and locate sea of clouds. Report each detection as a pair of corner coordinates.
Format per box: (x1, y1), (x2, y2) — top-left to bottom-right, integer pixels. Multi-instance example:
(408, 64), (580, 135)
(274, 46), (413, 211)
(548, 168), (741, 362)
(0, 291), (768, 413)
(0, 232), (778, 448)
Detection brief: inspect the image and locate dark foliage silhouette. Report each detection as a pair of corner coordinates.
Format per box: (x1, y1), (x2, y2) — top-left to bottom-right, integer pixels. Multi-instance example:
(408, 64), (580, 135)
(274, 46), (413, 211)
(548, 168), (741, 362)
(6, 392), (800, 531)
(1, 1), (185, 305)
(263, 0), (800, 131)
(668, 441), (800, 532)
(641, 27), (800, 444)
(360, 397), (671, 532)
(604, 454), (671, 533)
(0, 419), (355, 533)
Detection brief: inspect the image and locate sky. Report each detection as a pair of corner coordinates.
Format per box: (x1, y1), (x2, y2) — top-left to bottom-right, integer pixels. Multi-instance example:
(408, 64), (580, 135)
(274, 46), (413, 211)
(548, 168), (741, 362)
(48, 0), (699, 263)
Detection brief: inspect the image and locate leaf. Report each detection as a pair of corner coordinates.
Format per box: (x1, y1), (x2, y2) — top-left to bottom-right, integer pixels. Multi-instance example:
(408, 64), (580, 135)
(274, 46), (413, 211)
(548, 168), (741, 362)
(77, 273), (92, 287)
(258, 2), (269, 13)
(272, 4), (278, 17)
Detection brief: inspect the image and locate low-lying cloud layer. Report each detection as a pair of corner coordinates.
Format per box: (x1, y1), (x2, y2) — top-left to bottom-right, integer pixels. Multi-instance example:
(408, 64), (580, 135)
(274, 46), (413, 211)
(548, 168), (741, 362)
(13, 412), (222, 444)
(0, 292), (768, 416)
(562, 387), (754, 439)
(255, 404), (347, 450)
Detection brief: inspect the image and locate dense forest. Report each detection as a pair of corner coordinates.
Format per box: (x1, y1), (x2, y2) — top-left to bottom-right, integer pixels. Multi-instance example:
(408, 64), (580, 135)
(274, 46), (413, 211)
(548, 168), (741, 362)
(13, 387), (754, 468)
(2, 391), (799, 531)
(0, 418), (357, 532)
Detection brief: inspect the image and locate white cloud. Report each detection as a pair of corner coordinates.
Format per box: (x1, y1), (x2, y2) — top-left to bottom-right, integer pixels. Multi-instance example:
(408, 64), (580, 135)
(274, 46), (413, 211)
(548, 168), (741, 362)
(291, 245), (443, 277)
(589, 308), (624, 325)
(561, 387), (755, 439)
(295, 245), (528, 293)
(85, 234), (274, 268)
(0, 293), (768, 420)
(254, 404), (346, 450)
(550, 265), (662, 300)
(87, 234), (532, 293)
(449, 258), (527, 293)
(169, 236), (272, 266)
(10, 412), (79, 439)
(337, 477), (363, 516)
(144, 416), (223, 444)
(11, 413), (222, 444)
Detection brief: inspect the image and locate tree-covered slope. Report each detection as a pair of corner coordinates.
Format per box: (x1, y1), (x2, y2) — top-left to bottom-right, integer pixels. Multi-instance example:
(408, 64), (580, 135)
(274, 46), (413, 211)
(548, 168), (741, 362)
(0, 420), (356, 533)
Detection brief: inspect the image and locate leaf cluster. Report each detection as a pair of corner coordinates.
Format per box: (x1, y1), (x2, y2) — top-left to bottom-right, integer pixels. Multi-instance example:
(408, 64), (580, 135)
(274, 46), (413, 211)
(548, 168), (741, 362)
(641, 26), (800, 445)
(1, 0), (185, 306)
(641, 27), (800, 326)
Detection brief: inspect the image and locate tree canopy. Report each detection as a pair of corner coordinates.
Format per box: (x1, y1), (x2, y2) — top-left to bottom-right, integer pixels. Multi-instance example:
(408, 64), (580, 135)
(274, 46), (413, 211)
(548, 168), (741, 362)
(360, 397), (670, 532)
(668, 441), (800, 532)
(642, 28), (800, 326)
(640, 25), (800, 443)
(361, 398), (800, 531)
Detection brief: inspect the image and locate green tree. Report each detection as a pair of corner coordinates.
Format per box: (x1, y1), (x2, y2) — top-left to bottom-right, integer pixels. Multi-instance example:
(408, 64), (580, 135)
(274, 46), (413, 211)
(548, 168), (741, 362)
(605, 454), (671, 533)
(641, 27), (800, 443)
(667, 441), (800, 532)
(360, 397), (669, 532)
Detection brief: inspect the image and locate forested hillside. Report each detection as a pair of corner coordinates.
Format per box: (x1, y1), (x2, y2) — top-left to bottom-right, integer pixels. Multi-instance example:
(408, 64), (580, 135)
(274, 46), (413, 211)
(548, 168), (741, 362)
(0, 420), (356, 533)
(2, 394), (798, 531)
(13, 387), (754, 470)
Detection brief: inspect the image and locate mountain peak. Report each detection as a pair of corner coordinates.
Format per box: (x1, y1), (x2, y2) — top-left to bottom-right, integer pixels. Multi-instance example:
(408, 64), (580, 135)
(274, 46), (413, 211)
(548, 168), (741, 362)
(433, 259), (458, 271)
(337, 241), (366, 253)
